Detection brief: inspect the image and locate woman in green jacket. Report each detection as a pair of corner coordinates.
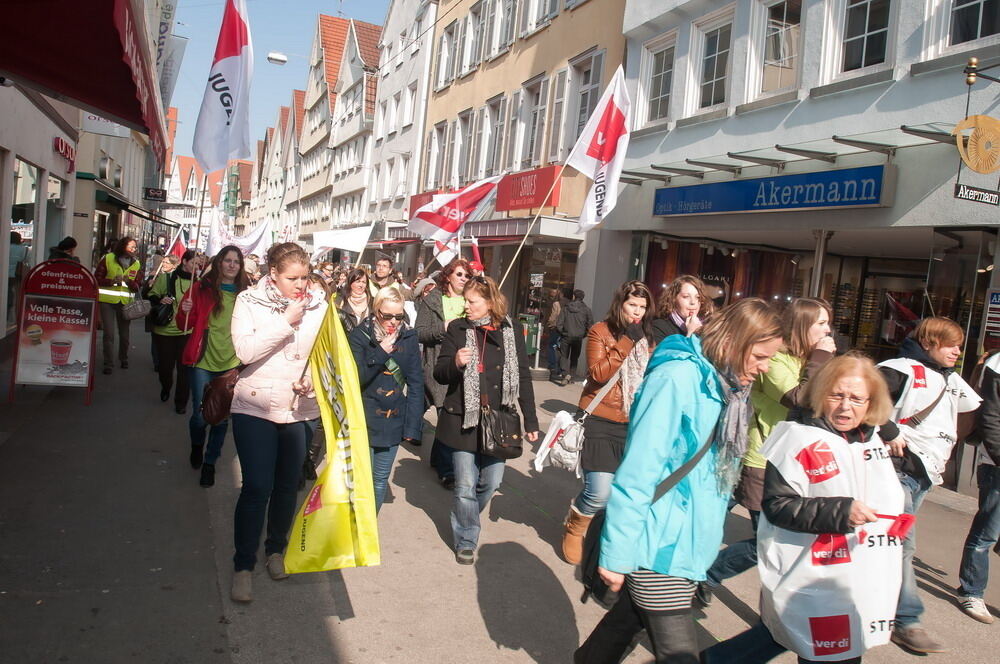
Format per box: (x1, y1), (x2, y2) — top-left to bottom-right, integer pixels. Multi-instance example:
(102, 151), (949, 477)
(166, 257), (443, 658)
(700, 297), (835, 599)
(149, 250), (201, 414)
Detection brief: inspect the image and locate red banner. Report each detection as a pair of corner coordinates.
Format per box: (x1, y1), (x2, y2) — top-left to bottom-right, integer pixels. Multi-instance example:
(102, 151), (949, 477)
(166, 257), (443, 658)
(496, 165), (562, 212)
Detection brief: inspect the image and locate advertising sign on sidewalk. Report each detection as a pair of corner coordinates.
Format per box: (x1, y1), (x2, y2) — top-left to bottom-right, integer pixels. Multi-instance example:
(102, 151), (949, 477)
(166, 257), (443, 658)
(9, 260), (99, 403)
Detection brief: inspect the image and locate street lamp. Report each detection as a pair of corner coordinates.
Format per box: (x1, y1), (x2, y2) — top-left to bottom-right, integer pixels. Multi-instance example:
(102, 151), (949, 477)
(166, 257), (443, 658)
(266, 51), (288, 66)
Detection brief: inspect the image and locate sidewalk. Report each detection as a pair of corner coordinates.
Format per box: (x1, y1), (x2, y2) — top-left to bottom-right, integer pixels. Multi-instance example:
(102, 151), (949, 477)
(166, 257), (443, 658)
(0, 333), (997, 663)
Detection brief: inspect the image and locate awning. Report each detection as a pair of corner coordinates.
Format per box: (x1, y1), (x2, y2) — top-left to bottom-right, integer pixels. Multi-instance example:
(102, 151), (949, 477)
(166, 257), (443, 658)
(0, 0), (166, 167)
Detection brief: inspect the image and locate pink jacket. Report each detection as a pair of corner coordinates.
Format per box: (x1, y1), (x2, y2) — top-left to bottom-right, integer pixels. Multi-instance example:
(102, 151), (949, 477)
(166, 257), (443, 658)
(230, 281), (328, 423)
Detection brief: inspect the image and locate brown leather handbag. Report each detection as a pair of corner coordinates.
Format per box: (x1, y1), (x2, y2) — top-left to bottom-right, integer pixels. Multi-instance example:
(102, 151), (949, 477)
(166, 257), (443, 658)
(201, 367), (242, 425)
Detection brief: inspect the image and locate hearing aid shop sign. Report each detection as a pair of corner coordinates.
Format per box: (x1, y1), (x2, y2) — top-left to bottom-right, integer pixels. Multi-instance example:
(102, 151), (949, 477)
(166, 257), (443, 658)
(653, 165), (894, 216)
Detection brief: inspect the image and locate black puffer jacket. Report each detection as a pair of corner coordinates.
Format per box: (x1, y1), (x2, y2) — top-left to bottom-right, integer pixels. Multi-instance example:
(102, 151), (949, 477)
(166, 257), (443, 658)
(762, 414), (877, 534)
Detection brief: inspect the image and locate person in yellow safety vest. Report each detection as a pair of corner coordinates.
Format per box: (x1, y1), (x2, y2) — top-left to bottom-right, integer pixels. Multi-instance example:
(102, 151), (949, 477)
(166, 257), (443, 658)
(94, 237), (142, 375)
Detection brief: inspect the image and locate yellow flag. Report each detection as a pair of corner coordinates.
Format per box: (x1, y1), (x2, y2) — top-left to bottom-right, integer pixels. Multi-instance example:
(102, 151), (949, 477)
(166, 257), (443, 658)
(284, 305), (380, 572)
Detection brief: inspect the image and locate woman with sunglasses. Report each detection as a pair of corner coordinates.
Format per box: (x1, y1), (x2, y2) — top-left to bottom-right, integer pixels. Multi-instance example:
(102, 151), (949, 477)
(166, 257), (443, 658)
(348, 286), (424, 512)
(434, 276), (540, 565)
(416, 258), (471, 487)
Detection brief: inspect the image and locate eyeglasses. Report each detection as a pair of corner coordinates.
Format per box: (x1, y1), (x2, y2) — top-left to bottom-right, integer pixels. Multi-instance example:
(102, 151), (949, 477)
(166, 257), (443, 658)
(826, 393), (870, 407)
(471, 275), (487, 285)
(377, 312), (406, 322)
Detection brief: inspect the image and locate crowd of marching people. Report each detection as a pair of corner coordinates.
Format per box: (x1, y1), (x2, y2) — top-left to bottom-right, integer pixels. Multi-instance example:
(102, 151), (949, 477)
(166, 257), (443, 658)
(86, 237), (999, 661)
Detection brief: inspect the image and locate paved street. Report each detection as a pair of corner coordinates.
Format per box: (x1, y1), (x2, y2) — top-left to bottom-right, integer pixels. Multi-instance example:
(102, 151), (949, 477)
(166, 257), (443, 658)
(1, 325), (998, 663)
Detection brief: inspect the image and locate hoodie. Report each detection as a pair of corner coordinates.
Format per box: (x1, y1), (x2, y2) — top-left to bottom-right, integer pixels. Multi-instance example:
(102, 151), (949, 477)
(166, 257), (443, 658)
(557, 299), (594, 339)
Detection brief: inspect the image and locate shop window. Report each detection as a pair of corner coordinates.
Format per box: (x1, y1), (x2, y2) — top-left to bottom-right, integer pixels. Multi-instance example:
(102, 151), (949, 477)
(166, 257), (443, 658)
(761, 0), (802, 93)
(951, 0), (1000, 44)
(8, 159), (39, 325)
(842, 0), (891, 72)
(700, 24), (732, 108)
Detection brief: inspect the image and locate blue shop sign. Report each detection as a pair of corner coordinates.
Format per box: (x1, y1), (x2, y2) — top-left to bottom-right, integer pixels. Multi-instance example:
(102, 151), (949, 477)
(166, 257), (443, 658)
(653, 165), (893, 216)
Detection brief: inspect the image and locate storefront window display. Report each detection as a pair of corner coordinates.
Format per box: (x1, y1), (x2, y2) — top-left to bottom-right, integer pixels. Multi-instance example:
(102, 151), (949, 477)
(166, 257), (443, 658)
(8, 158), (39, 328)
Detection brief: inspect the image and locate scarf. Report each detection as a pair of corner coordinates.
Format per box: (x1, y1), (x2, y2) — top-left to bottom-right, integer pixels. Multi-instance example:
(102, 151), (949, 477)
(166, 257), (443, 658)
(246, 276), (321, 315)
(619, 337), (650, 414)
(713, 370), (754, 494)
(462, 316), (519, 429)
(366, 318), (407, 387)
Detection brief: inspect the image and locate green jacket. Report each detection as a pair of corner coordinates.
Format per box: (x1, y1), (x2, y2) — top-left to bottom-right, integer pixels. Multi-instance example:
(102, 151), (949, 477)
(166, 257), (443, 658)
(149, 270), (193, 336)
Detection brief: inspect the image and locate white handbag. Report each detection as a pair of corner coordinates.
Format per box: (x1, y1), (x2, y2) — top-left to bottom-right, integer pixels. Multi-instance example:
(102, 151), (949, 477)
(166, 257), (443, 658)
(533, 366), (624, 477)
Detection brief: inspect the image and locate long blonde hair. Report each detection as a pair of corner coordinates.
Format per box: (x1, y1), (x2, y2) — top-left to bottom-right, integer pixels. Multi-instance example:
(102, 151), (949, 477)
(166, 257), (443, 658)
(700, 298), (782, 376)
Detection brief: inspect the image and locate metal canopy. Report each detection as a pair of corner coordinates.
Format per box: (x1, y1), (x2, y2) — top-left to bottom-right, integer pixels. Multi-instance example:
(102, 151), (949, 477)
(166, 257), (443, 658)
(621, 169), (670, 183)
(645, 123), (960, 183)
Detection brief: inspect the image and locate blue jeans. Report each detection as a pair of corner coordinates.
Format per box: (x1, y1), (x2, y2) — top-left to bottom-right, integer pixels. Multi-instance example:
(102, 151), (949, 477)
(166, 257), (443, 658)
(370, 445), (400, 513)
(706, 510), (760, 587)
(188, 367), (231, 465)
(573, 470), (614, 516)
(958, 464), (1000, 597)
(547, 329), (561, 372)
(430, 437), (455, 480)
(231, 414), (315, 571)
(896, 471), (932, 627)
(450, 449), (505, 551)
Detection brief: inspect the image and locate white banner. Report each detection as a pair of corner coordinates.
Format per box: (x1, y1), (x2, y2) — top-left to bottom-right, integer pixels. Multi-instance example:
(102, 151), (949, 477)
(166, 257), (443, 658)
(310, 225), (375, 261)
(206, 211), (271, 257)
(82, 113), (131, 138)
(159, 35), (187, 109)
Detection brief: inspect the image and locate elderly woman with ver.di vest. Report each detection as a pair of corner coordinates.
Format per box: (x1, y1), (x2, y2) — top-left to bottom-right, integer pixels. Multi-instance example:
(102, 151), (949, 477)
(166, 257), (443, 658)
(434, 275), (540, 565)
(349, 285), (424, 512)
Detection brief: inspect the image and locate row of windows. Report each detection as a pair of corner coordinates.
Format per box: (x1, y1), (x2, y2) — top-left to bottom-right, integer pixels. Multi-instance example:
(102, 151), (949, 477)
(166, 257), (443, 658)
(375, 82), (419, 140)
(639, 0), (999, 127)
(425, 48), (603, 191)
(379, 12), (427, 75)
(370, 155), (412, 203)
(330, 193), (364, 227)
(332, 137), (368, 179)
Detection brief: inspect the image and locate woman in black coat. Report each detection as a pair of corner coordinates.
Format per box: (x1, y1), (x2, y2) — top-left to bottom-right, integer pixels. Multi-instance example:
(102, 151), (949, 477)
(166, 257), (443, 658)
(348, 285), (424, 512)
(651, 275), (713, 345)
(433, 276), (540, 565)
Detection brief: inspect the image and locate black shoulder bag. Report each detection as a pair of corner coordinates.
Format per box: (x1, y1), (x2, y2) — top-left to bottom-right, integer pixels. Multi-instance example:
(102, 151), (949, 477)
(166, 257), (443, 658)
(151, 271), (180, 327)
(580, 432), (715, 609)
(476, 326), (524, 460)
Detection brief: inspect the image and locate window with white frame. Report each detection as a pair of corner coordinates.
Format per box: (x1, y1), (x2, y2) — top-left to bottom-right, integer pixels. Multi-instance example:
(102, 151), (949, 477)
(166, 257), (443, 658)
(484, 95), (507, 176)
(398, 155), (409, 196)
(760, 0), (801, 93)
(951, 0), (999, 44)
(383, 43), (393, 76)
(505, 90), (523, 171)
(519, 0), (559, 36)
(377, 101), (387, 139)
(457, 110), (475, 185)
(842, 0), (891, 72)
(404, 82), (417, 126)
(482, 0), (497, 58)
(398, 31), (407, 63)
(467, 3), (485, 72)
(521, 77), (549, 169)
(389, 93), (400, 135)
(371, 165), (381, 200)
(410, 16), (422, 54)
(437, 21), (457, 87)
(643, 37), (675, 123)
(548, 69), (567, 160)
(499, 0), (517, 49)
(570, 50), (604, 141)
(471, 106), (487, 179)
(383, 159), (394, 200)
(452, 18), (467, 80)
(444, 119), (457, 188)
(699, 23), (732, 108)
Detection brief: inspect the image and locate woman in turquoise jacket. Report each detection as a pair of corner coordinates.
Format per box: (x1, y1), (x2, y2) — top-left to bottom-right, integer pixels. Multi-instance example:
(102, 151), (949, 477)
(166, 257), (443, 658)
(575, 298), (783, 664)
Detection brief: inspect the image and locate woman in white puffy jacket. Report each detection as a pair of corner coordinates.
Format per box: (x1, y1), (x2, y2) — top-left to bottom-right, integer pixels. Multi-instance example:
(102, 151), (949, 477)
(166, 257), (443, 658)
(227, 243), (328, 603)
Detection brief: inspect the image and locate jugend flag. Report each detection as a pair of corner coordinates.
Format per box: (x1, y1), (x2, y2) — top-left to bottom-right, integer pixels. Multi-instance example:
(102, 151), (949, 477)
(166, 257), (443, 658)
(407, 176), (503, 243)
(566, 66), (631, 233)
(193, 0), (253, 172)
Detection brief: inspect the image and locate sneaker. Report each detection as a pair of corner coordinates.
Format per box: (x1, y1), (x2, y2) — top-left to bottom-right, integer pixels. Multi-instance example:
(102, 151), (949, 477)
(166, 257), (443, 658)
(958, 595), (995, 624)
(231, 571), (252, 603)
(189, 445), (203, 469)
(694, 581), (715, 608)
(455, 549), (475, 565)
(266, 553), (289, 580)
(891, 626), (948, 653)
(199, 463), (215, 487)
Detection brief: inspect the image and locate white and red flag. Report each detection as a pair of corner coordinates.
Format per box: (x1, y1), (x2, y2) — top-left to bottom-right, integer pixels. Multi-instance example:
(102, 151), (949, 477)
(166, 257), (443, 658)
(408, 176), (503, 242)
(432, 236), (461, 267)
(566, 66), (631, 233)
(193, 0), (253, 172)
(168, 229), (188, 259)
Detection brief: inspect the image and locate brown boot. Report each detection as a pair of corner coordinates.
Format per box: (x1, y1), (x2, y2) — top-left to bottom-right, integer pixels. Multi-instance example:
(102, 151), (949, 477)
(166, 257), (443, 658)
(561, 504), (593, 564)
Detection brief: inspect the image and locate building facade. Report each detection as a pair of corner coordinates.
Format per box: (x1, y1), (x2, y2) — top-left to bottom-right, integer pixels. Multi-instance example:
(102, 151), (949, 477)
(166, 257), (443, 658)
(612, 0), (1000, 490)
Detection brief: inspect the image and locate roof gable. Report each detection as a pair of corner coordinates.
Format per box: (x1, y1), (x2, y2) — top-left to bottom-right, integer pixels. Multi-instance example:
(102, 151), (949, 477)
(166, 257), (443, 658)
(318, 14), (350, 113)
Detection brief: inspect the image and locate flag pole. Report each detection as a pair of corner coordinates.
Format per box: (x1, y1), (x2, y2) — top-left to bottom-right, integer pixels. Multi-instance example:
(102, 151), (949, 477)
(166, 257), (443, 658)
(193, 174), (209, 253)
(498, 161), (573, 288)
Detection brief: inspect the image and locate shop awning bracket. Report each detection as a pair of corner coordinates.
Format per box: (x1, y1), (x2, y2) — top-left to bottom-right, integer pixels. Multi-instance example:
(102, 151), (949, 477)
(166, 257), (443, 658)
(650, 165), (705, 179)
(726, 152), (787, 171)
(900, 124), (966, 146)
(774, 144), (838, 163)
(685, 159), (742, 175)
(620, 177), (647, 186)
(622, 169), (671, 183)
(831, 135), (897, 157)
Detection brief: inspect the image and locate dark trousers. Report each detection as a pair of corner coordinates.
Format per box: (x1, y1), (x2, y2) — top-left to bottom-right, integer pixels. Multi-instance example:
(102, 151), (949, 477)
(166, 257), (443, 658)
(153, 333), (190, 409)
(231, 414), (315, 571)
(560, 336), (584, 378)
(546, 328), (561, 372)
(701, 621), (861, 664)
(100, 302), (131, 369)
(430, 407), (455, 480)
(575, 586), (699, 664)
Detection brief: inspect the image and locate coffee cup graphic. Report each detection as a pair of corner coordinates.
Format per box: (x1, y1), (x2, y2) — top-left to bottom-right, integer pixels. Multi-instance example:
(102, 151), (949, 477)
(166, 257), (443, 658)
(50, 339), (72, 366)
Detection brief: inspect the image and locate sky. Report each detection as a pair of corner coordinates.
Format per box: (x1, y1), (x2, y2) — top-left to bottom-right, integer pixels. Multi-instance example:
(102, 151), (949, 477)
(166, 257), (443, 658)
(170, 0), (390, 163)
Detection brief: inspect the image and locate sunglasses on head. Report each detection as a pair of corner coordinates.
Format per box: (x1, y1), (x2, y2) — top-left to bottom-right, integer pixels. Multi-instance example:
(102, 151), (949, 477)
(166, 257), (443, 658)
(471, 275), (487, 284)
(377, 311), (406, 322)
